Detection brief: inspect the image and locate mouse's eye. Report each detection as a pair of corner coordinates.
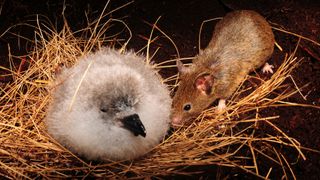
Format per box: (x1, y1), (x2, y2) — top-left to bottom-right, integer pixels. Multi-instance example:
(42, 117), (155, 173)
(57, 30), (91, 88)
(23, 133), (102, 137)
(183, 103), (192, 112)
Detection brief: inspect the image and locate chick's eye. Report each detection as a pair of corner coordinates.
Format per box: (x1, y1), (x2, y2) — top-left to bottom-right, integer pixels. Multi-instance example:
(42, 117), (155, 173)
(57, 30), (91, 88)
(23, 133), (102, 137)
(183, 104), (192, 111)
(100, 108), (107, 112)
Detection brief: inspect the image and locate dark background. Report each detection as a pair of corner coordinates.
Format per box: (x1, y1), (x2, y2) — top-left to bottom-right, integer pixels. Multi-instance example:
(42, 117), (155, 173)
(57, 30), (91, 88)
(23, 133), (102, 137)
(0, 0), (319, 179)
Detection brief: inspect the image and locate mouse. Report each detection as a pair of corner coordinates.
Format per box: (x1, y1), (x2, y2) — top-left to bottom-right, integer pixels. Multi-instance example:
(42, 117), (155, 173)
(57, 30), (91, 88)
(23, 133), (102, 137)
(171, 10), (275, 126)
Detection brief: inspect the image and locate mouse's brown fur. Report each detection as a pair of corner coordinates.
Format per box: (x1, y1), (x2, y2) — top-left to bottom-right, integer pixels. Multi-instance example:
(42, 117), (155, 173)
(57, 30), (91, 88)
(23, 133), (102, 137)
(171, 10), (275, 126)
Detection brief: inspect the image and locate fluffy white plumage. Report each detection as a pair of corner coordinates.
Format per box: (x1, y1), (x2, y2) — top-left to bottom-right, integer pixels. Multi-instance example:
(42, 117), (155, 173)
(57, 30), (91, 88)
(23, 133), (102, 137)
(45, 48), (172, 161)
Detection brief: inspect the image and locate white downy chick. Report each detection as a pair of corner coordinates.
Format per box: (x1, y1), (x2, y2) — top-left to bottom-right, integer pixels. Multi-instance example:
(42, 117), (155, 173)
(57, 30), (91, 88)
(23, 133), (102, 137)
(45, 48), (172, 161)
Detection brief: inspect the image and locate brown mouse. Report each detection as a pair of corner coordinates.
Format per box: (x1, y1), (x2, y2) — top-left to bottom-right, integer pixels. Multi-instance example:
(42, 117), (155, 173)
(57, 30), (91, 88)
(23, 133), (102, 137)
(171, 10), (275, 126)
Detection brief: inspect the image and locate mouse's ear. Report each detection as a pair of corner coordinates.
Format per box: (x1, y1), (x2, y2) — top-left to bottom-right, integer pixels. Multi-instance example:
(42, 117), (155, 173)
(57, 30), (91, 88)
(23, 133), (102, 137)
(177, 60), (189, 74)
(194, 73), (214, 96)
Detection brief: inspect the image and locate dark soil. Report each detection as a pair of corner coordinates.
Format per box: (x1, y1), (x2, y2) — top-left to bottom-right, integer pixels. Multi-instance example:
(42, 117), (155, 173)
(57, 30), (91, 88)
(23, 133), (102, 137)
(1, 0), (319, 179)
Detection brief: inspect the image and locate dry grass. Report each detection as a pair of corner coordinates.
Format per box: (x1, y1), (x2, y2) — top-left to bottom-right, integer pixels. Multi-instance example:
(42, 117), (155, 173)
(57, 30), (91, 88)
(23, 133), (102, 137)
(1, 5), (320, 179)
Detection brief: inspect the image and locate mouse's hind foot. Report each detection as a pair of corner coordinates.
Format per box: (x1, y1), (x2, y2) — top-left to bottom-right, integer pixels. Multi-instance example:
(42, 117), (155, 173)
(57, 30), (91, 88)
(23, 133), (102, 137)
(262, 63), (274, 74)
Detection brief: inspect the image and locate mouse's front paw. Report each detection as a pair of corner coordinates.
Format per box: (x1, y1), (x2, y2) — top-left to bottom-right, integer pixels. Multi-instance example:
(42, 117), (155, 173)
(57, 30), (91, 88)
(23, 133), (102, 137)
(262, 63), (274, 74)
(215, 99), (226, 113)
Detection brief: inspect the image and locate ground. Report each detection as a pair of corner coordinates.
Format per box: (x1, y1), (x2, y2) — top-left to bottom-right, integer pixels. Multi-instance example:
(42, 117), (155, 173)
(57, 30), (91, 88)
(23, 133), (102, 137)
(0, 0), (319, 179)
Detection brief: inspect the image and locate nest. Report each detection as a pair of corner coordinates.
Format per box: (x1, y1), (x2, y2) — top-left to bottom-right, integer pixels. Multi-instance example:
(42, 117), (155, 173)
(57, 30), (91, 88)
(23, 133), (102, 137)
(1, 5), (319, 179)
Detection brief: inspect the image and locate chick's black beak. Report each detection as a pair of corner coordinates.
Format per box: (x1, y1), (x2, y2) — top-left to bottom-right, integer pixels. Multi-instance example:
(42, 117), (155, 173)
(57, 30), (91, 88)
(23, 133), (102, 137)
(121, 114), (146, 137)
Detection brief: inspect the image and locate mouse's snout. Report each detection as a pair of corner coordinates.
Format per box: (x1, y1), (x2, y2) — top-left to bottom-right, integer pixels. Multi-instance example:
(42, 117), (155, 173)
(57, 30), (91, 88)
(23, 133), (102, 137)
(171, 115), (184, 128)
